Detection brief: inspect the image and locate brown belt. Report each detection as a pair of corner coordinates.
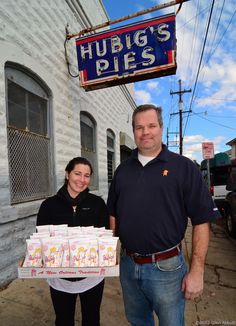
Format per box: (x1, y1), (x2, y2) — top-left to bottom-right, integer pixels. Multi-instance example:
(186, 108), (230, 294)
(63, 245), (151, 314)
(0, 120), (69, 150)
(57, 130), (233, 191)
(124, 245), (181, 265)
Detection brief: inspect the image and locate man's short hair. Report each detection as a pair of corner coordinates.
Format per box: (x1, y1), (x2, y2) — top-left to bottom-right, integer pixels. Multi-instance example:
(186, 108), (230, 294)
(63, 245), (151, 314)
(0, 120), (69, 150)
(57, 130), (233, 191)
(132, 104), (163, 130)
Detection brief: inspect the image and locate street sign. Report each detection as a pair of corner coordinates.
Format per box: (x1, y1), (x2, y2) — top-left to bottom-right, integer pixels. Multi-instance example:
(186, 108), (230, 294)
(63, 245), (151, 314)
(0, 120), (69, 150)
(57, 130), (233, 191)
(76, 14), (176, 91)
(202, 142), (214, 160)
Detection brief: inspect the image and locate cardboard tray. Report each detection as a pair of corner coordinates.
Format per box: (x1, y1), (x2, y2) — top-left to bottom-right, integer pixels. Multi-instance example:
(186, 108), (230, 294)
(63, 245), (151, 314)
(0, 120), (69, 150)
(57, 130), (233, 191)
(18, 261), (119, 279)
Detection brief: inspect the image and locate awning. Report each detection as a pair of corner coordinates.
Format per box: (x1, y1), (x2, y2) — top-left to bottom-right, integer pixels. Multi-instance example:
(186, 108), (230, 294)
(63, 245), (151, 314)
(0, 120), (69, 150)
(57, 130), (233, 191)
(201, 152), (231, 169)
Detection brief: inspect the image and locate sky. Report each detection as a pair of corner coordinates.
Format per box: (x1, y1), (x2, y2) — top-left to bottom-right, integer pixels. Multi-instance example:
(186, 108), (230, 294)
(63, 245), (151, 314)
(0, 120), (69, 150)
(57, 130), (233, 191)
(102, 0), (236, 163)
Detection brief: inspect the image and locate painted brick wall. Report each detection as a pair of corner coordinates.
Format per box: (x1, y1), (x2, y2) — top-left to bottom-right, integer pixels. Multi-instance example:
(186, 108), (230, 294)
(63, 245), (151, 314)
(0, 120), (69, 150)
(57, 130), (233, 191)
(0, 0), (136, 286)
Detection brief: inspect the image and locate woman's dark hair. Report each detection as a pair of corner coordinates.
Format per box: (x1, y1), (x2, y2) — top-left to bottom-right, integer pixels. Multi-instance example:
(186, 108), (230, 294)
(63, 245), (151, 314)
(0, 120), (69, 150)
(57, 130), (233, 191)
(64, 157), (93, 185)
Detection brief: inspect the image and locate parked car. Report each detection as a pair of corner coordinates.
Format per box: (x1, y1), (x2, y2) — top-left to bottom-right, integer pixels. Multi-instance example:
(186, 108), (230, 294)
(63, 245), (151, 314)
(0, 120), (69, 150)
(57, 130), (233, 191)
(225, 166), (236, 238)
(201, 155), (236, 238)
(200, 153), (232, 218)
(225, 191), (236, 238)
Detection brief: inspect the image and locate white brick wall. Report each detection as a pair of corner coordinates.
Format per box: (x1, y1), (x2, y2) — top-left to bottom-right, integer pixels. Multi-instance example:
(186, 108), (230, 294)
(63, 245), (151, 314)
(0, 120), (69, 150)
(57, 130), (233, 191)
(0, 0), (136, 286)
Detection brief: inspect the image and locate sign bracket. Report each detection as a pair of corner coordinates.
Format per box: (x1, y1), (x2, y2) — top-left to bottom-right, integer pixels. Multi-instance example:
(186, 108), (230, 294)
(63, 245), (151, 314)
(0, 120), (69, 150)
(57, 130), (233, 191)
(66, 0), (189, 40)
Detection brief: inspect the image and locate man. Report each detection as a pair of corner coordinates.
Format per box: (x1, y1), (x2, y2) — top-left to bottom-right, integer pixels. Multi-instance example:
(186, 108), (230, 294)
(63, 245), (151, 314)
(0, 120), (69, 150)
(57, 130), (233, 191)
(107, 104), (220, 326)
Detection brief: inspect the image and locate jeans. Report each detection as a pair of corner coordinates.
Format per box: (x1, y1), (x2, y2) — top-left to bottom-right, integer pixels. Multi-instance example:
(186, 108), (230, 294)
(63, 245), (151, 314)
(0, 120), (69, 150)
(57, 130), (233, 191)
(120, 249), (187, 326)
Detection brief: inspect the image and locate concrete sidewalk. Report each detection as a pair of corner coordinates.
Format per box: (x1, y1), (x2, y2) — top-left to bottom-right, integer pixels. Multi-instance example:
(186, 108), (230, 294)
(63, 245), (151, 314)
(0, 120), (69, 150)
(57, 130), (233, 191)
(0, 223), (236, 326)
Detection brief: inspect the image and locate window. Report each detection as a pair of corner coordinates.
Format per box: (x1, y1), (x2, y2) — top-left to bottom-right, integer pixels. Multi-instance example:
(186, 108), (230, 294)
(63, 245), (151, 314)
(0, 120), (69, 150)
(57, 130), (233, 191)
(6, 64), (52, 204)
(211, 167), (230, 186)
(80, 112), (98, 189)
(107, 129), (115, 187)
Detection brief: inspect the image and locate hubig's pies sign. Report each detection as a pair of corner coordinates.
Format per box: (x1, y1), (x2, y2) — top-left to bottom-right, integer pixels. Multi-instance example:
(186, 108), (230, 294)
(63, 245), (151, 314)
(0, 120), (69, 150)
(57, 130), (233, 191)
(76, 14), (176, 91)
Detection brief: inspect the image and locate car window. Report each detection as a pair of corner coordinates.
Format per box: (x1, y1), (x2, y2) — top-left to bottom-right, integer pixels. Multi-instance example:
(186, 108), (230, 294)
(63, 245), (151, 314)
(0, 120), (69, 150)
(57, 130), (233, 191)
(226, 167), (236, 191)
(211, 166), (229, 186)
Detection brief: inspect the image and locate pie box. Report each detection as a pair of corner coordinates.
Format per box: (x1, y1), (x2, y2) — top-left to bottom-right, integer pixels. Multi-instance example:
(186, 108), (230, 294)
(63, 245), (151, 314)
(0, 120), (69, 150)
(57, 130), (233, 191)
(18, 260), (119, 279)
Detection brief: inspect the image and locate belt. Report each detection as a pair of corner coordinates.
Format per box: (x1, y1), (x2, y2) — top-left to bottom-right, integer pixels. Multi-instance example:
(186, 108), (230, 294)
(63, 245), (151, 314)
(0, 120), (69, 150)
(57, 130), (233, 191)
(123, 244), (181, 265)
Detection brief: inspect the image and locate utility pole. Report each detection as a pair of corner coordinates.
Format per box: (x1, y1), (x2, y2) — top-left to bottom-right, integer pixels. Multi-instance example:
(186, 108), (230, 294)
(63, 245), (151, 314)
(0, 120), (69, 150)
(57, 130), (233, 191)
(166, 128), (179, 149)
(170, 80), (191, 155)
(167, 127), (169, 148)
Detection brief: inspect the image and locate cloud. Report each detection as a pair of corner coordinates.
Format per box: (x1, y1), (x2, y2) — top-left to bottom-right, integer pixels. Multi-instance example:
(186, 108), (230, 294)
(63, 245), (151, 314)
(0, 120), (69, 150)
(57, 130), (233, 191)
(134, 81), (162, 105)
(195, 55), (236, 109)
(175, 0), (236, 114)
(146, 81), (159, 90)
(135, 90), (152, 104)
(182, 134), (227, 162)
(184, 134), (205, 144)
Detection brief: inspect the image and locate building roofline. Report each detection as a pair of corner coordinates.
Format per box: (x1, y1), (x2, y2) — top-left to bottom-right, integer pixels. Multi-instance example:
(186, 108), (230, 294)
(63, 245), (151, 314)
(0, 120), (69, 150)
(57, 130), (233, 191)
(226, 138), (236, 146)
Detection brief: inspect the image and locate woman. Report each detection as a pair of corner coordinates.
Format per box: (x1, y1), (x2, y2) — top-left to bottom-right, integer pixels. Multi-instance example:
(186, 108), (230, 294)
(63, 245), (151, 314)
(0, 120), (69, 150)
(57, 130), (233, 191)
(37, 157), (109, 326)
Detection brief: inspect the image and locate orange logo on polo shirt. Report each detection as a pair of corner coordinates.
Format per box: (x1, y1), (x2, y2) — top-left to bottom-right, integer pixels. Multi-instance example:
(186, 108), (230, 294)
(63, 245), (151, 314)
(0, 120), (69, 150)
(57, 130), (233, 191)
(162, 169), (169, 176)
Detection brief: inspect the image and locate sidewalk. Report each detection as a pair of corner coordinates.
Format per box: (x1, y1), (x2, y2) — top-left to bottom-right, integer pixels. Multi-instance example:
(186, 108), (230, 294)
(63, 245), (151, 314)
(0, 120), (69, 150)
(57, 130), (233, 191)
(0, 223), (236, 326)
(184, 222), (236, 326)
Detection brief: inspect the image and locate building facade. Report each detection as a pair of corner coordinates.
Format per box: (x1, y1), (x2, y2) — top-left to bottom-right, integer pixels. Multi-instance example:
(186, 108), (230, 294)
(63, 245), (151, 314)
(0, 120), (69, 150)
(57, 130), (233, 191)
(0, 0), (136, 286)
(226, 138), (236, 160)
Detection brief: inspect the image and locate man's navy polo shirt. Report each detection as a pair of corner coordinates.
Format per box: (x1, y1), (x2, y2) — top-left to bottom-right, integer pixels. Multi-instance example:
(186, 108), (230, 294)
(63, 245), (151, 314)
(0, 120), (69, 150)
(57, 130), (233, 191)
(107, 145), (220, 254)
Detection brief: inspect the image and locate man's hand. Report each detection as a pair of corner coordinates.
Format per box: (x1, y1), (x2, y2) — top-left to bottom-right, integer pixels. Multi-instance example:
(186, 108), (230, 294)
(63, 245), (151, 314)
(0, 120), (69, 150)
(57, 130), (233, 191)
(181, 270), (203, 300)
(182, 222), (210, 300)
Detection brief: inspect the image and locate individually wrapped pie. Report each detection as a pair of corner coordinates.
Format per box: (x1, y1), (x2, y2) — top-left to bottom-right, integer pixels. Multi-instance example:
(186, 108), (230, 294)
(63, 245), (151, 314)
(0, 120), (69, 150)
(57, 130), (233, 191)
(87, 239), (99, 267)
(23, 239), (42, 267)
(41, 237), (64, 267)
(69, 238), (90, 267)
(98, 237), (119, 266)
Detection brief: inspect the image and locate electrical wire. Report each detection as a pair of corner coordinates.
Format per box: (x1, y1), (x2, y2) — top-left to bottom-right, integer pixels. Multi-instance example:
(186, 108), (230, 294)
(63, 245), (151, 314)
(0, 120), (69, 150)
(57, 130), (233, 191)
(176, 4), (211, 89)
(191, 112), (236, 131)
(189, 0), (215, 111)
(195, 95), (236, 102)
(205, 114), (236, 119)
(168, 3), (212, 142)
(184, 0), (200, 89)
(64, 38), (80, 78)
(183, 0), (215, 138)
(183, 1), (236, 138)
(204, 0), (225, 65)
(204, 5), (236, 66)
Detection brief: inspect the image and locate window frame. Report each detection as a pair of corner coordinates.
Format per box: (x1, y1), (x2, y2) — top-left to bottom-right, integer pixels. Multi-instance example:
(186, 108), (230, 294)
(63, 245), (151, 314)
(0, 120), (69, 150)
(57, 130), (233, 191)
(5, 63), (53, 204)
(107, 129), (115, 188)
(80, 111), (98, 190)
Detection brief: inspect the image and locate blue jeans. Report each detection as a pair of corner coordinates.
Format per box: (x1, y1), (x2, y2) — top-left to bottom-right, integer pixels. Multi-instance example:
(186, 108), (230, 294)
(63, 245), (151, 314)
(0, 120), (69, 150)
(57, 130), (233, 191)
(120, 249), (187, 326)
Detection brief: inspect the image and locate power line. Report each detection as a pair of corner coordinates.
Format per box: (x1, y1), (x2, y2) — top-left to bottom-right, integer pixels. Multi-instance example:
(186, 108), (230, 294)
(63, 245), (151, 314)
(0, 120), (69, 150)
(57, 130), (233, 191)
(188, 0), (215, 112)
(177, 4), (214, 90)
(194, 96), (236, 102)
(204, 114), (236, 119)
(183, 0), (216, 138)
(191, 112), (236, 131)
(183, 0), (236, 134)
(203, 4), (236, 67)
(204, 0), (225, 65)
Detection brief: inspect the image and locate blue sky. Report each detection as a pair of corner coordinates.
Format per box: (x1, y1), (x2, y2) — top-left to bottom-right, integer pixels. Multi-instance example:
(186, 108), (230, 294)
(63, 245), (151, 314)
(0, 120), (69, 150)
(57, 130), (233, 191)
(102, 0), (236, 163)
